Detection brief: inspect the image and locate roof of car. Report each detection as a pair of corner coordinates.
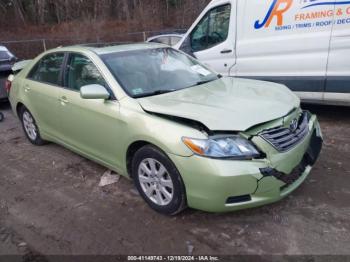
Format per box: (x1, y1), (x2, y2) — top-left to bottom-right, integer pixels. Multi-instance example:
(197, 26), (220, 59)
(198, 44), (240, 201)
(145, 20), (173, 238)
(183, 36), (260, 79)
(52, 42), (167, 56)
(0, 45), (9, 52)
(147, 34), (184, 41)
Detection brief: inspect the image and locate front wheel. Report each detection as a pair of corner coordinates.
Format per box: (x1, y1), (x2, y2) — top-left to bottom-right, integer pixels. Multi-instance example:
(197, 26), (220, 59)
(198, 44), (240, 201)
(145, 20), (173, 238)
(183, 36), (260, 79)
(20, 107), (46, 146)
(132, 145), (187, 215)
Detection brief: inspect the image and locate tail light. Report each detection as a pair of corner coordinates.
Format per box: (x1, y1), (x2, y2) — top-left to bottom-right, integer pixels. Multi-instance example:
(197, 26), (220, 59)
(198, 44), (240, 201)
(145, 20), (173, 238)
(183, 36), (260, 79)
(5, 79), (12, 93)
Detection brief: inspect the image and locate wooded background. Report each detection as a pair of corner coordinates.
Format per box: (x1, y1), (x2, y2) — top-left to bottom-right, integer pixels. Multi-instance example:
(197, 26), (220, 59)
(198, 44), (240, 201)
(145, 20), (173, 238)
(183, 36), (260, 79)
(0, 0), (210, 41)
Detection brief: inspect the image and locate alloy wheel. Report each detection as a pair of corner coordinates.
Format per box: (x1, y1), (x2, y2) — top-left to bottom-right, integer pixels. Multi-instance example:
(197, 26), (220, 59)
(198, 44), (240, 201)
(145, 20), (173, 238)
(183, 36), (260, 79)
(138, 158), (174, 206)
(22, 111), (37, 141)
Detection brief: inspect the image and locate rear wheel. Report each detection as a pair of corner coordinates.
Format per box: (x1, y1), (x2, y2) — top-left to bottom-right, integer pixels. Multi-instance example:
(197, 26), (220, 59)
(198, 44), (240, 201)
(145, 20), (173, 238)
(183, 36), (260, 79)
(132, 145), (187, 215)
(20, 107), (46, 146)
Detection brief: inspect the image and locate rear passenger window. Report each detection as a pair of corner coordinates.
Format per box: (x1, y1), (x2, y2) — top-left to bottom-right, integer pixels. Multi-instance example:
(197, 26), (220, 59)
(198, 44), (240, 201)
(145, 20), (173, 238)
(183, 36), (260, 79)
(28, 53), (64, 86)
(65, 53), (107, 91)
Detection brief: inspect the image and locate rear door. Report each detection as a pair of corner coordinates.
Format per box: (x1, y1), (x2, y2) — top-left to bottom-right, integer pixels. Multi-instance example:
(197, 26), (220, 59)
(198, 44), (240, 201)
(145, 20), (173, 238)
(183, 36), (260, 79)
(180, 2), (236, 75)
(235, 0), (335, 102)
(24, 52), (65, 137)
(325, 1), (350, 104)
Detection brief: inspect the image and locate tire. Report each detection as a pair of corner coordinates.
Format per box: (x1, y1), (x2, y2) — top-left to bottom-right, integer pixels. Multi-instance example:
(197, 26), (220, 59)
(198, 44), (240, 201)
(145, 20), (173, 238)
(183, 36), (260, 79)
(132, 145), (187, 215)
(20, 107), (46, 146)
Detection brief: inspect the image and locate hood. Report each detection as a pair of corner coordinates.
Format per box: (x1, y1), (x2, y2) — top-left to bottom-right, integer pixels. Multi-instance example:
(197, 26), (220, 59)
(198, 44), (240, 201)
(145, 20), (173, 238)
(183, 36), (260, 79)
(138, 77), (300, 131)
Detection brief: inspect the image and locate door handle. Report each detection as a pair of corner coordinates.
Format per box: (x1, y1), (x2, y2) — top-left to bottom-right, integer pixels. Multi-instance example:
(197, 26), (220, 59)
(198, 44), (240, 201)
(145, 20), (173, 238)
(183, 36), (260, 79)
(221, 49), (233, 54)
(24, 85), (31, 92)
(59, 96), (69, 104)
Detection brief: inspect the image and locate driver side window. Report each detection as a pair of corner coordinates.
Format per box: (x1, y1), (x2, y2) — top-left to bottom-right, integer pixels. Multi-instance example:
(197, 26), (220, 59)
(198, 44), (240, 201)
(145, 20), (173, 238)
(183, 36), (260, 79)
(191, 4), (231, 52)
(65, 53), (107, 91)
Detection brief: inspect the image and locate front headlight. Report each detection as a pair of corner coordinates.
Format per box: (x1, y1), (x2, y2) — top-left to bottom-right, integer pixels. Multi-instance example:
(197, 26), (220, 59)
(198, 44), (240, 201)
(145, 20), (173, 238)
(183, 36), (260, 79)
(182, 135), (261, 159)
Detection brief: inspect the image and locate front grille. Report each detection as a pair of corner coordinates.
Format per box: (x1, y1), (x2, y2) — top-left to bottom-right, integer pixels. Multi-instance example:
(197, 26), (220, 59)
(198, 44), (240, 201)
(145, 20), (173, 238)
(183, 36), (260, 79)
(259, 130), (323, 190)
(259, 112), (309, 152)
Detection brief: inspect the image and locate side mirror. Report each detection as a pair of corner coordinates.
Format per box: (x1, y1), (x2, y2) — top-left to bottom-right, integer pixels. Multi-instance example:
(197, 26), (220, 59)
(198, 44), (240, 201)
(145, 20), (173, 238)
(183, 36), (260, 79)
(80, 84), (110, 100)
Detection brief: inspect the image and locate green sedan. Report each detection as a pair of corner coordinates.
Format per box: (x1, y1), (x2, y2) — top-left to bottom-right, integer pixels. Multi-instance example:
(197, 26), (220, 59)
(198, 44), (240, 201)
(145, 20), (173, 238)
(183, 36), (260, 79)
(8, 44), (323, 215)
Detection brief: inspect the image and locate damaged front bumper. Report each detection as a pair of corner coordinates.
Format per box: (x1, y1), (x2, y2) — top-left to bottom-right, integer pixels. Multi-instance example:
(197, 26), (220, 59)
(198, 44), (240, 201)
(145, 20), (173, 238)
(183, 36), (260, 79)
(168, 113), (323, 213)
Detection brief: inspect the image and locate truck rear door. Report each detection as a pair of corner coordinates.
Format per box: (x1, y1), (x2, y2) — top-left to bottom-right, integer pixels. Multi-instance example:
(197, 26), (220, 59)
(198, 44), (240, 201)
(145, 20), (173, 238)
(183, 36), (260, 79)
(325, 1), (350, 105)
(235, 0), (334, 103)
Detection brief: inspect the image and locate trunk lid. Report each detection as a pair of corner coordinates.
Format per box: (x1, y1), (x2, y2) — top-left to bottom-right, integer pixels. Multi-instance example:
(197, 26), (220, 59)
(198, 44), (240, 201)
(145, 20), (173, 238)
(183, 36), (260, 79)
(12, 60), (32, 74)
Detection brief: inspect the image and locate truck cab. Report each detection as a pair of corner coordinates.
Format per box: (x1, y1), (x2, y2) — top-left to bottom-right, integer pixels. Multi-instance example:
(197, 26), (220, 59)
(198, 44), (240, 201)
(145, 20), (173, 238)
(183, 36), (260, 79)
(175, 0), (350, 106)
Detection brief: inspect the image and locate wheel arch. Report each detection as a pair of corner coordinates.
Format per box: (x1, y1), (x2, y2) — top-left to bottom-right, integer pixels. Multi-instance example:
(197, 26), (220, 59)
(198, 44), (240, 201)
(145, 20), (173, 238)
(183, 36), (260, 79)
(127, 139), (188, 215)
(126, 140), (153, 178)
(16, 102), (25, 117)
(15, 101), (39, 126)
(126, 140), (181, 179)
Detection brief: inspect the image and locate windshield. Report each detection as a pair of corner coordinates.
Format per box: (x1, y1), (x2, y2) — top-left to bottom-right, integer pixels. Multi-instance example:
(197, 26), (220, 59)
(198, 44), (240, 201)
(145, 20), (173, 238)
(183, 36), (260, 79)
(100, 48), (218, 98)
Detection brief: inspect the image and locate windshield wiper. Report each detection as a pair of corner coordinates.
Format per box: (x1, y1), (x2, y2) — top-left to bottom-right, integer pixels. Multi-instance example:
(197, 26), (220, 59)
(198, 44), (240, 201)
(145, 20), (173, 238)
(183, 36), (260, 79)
(133, 77), (220, 98)
(196, 79), (214, 85)
(188, 78), (218, 88)
(133, 89), (177, 98)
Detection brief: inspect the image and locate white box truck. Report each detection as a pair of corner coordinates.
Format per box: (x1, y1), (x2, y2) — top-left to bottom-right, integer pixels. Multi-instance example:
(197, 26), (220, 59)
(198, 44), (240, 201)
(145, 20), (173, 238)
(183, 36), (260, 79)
(175, 0), (350, 105)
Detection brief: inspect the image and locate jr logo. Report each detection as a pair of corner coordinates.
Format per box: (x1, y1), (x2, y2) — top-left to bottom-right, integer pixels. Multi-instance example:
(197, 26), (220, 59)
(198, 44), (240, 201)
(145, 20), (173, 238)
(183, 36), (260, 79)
(254, 0), (293, 29)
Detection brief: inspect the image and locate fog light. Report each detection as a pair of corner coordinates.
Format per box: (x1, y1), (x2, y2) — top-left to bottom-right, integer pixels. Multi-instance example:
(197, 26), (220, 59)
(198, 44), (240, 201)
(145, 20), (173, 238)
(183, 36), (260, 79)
(226, 195), (251, 204)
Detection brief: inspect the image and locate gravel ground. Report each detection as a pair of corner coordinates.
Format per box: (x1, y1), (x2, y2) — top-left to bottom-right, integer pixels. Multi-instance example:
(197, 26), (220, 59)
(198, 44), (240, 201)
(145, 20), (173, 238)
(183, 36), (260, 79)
(0, 102), (349, 259)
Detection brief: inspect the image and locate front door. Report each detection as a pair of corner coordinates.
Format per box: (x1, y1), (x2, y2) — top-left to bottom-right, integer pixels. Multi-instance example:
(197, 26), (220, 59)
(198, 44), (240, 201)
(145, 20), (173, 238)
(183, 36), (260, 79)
(57, 53), (124, 169)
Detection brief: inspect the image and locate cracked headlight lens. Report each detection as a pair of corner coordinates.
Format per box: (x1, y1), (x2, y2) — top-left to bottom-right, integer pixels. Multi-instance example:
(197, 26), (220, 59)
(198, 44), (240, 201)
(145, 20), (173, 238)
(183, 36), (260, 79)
(182, 135), (260, 159)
